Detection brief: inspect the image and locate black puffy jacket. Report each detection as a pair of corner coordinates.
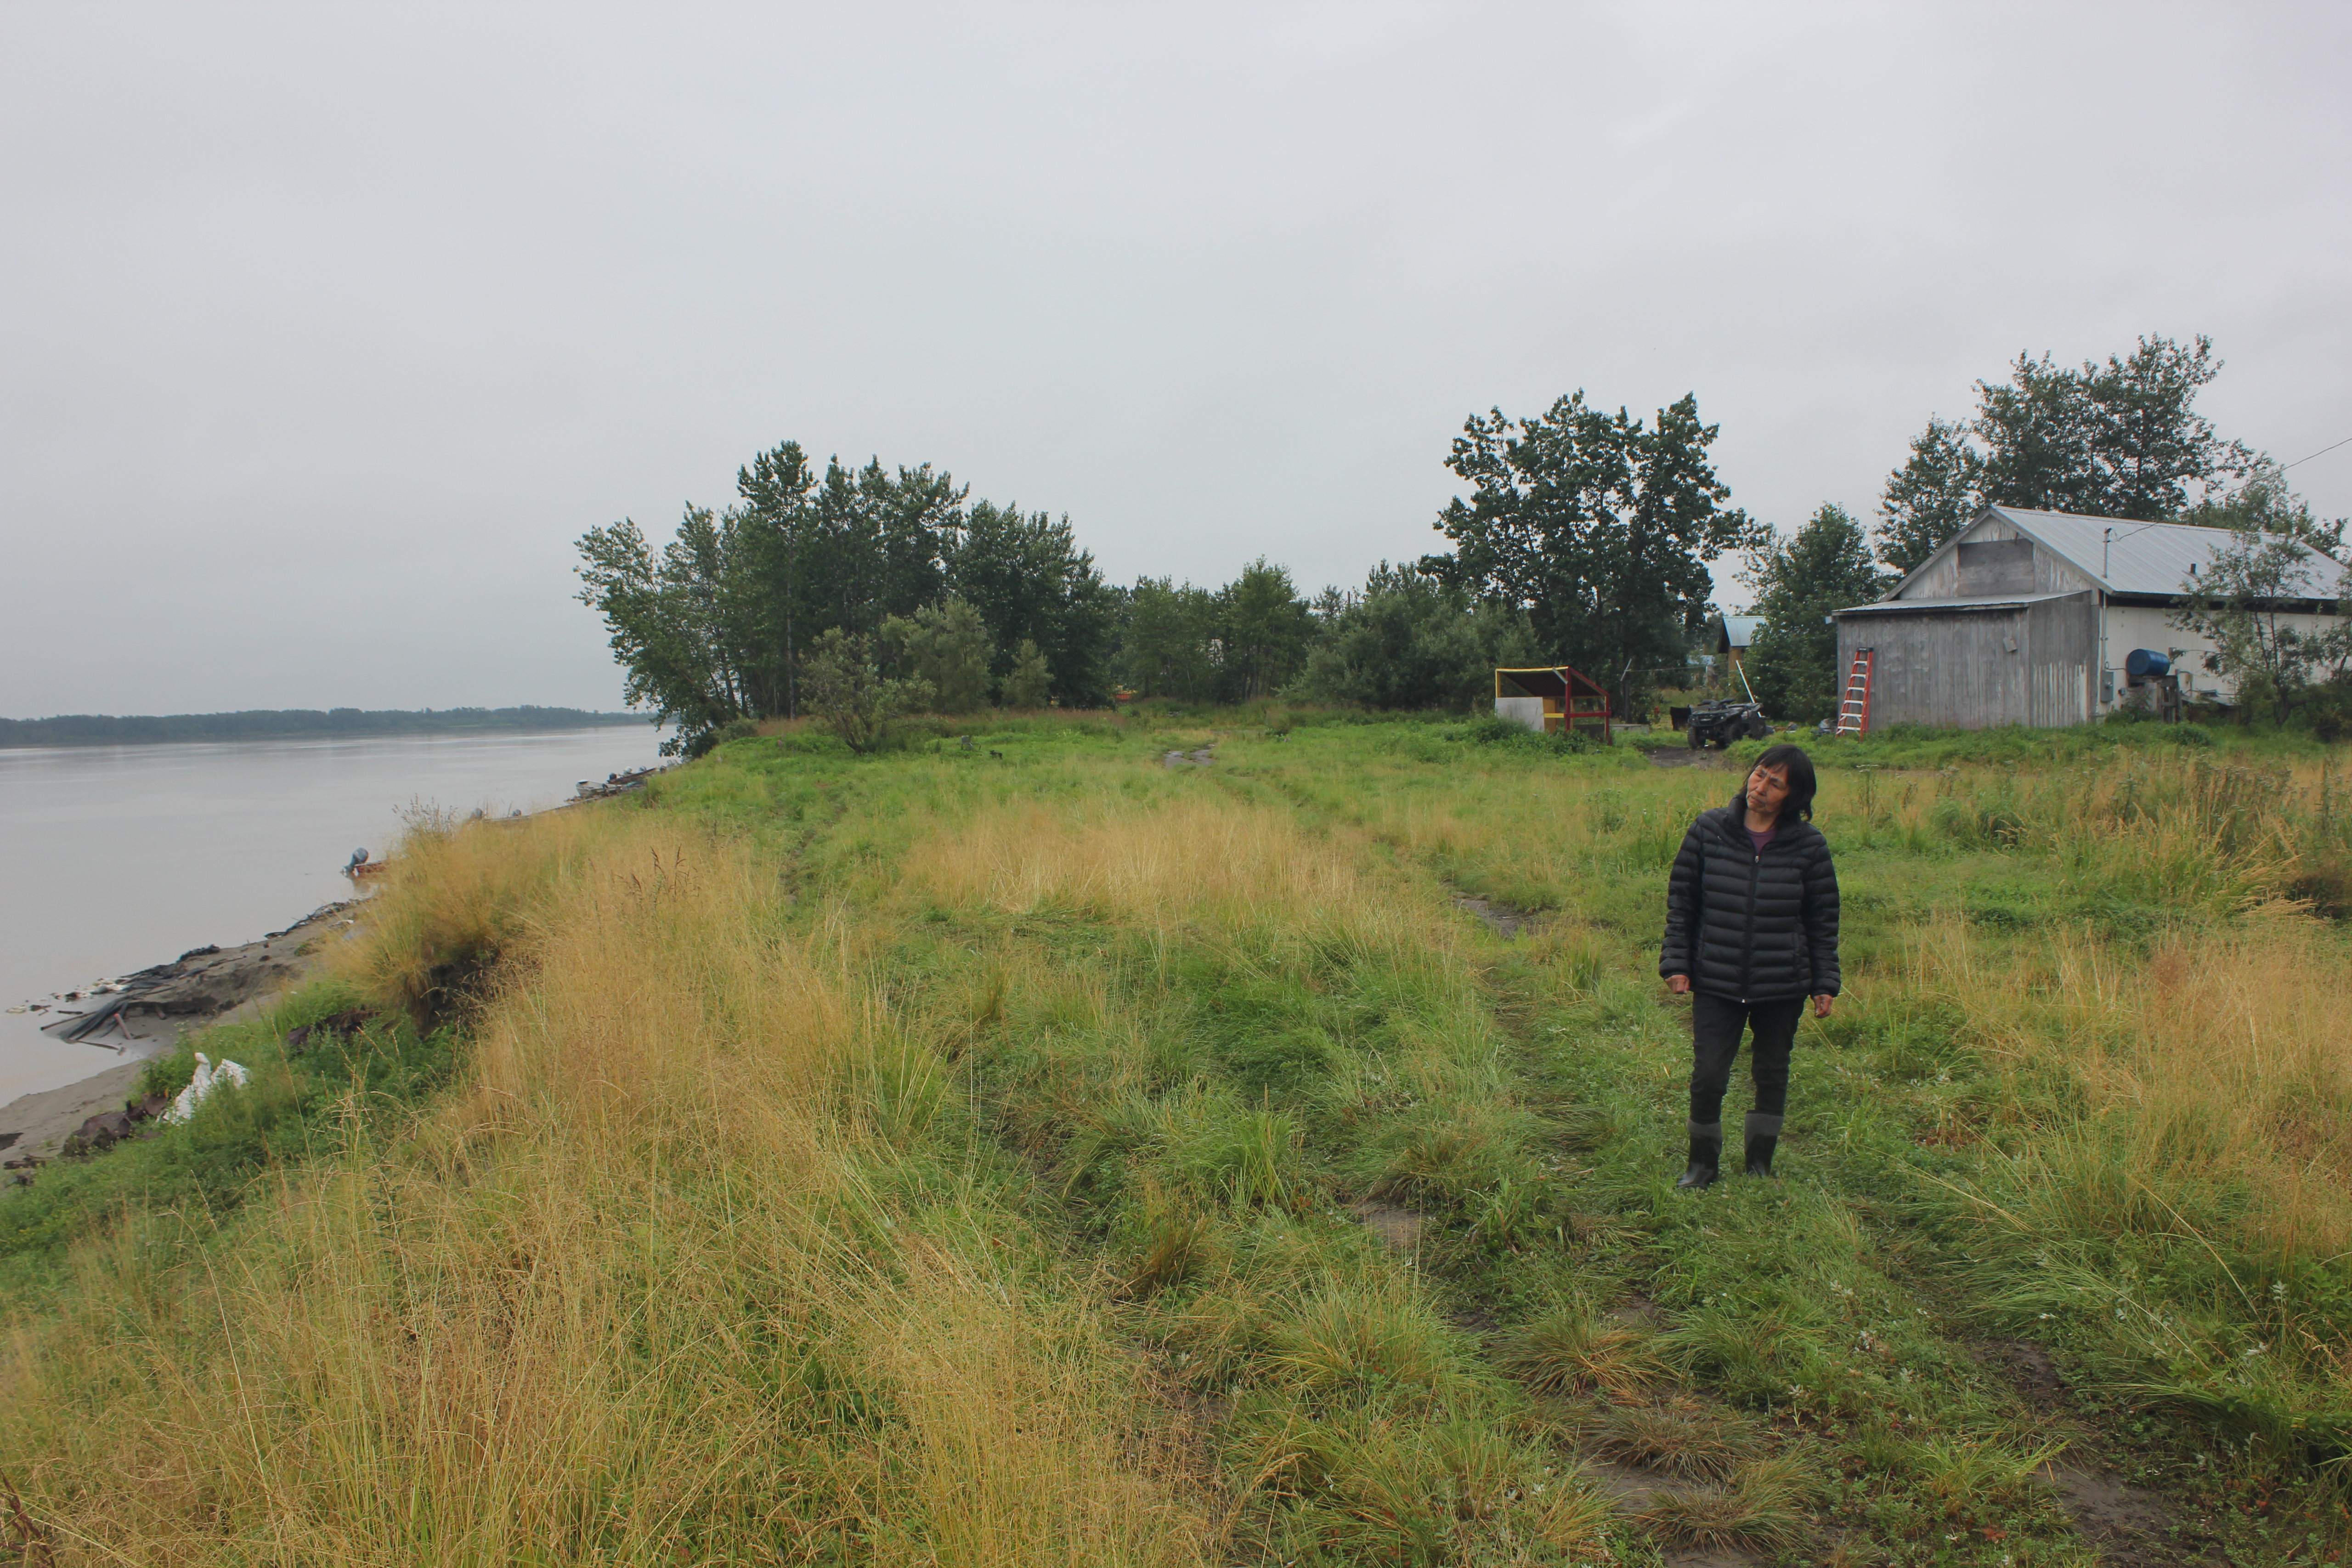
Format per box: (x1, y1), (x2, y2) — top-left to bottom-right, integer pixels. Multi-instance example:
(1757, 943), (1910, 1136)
(1658, 805), (1841, 1003)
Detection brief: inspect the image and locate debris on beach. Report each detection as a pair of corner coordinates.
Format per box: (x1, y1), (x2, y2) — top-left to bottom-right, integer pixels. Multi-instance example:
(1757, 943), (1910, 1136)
(56, 1088), (177, 1160)
(22, 903), (357, 1047)
(159, 1053), (249, 1126)
(574, 764), (666, 800)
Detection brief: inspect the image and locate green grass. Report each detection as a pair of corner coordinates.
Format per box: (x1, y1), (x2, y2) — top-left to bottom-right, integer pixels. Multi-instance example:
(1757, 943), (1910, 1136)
(0, 985), (458, 1284)
(2, 709), (2346, 1563)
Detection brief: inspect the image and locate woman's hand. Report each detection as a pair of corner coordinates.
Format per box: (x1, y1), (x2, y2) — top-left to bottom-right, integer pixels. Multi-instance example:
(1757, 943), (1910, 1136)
(1812, 993), (1834, 1019)
(1666, 974), (1691, 995)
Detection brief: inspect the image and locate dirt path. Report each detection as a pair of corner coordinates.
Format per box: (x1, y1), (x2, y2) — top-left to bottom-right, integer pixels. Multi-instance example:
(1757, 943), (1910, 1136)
(1453, 892), (1542, 938)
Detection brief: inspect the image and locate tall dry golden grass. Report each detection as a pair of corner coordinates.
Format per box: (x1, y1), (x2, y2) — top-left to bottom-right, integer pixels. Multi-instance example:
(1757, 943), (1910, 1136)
(1898, 909), (2352, 1268)
(890, 793), (1469, 978)
(0, 809), (1215, 1564)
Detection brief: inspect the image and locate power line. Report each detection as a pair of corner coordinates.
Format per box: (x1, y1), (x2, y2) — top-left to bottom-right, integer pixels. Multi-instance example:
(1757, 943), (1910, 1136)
(2280, 433), (2352, 472)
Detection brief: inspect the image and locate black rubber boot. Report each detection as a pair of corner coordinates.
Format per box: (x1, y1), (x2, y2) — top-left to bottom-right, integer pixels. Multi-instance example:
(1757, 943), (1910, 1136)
(1675, 1121), (1722, 1190)
(1744, 1112), (1783, 1177)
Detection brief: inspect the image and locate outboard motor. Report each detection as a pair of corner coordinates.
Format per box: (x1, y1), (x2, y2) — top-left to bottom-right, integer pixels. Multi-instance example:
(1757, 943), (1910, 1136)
(347, 848), (370, 871)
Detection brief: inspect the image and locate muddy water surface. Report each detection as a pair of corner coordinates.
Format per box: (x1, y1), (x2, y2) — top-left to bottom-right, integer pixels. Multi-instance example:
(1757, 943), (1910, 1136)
(0, 726), (663, 1105)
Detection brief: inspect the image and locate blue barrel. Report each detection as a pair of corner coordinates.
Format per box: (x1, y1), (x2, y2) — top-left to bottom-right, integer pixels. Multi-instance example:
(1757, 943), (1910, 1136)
(2125, 648), (2171, 679)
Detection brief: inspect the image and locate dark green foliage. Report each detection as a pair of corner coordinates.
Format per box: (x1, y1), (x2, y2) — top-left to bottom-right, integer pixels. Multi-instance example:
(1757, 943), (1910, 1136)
(1740, 504), (1888, 722)
(1421, 391), (1764, 717)
(797, 628), (933, 754)
(882, 597), (995, 714)
(1877, 334), (2259, 574)
(581, 442), (967, 749)
(1219, 559), (1317, 700)
(946, 501), (1120, 705)
(1117, 562), (1318, 703)
(1458, 713), (1607, 757)
(578, 441), (1109, 749)
(2168, 512), (2352, 728)
(1289, 563), (1539, 711)
(1877, 416), (1984, 575)
(0, 707), (644, 749)
(1000, 637), (1053, 708)
(1979, 336), (2254, 519)
(1120, 577), (1221, 699)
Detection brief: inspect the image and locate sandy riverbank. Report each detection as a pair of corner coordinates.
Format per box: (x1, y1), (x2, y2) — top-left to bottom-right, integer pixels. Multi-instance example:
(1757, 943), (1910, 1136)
(0, 903), (356, 1160)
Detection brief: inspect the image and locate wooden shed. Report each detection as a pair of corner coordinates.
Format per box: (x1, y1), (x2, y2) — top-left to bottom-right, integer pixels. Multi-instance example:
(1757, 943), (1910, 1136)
(1494, 666), (1611, 742)
(1830, 504), (2350, 730)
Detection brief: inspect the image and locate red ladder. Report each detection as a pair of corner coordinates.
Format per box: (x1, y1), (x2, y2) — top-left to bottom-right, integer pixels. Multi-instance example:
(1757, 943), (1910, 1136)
(1835, 648), (1874, 736)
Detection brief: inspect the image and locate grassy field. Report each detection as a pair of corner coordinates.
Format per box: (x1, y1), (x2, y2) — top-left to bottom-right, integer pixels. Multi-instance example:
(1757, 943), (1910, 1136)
(0, 711), (2346, 1565)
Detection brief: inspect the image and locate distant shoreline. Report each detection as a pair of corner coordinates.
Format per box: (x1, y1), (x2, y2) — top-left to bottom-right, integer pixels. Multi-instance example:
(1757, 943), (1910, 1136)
(0, 707), (654, 749)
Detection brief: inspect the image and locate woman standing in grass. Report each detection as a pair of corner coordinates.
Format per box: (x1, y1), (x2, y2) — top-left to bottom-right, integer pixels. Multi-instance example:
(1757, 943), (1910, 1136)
(1658, 743), (1840, 1189)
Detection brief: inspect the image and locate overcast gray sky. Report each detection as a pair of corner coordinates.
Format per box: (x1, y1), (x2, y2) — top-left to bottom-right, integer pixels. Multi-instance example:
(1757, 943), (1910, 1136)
(5, 1), (2347, 717)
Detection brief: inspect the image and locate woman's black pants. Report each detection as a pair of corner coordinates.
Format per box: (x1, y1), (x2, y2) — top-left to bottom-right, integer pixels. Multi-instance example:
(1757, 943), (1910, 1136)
(1688, 992), (1804, 1129)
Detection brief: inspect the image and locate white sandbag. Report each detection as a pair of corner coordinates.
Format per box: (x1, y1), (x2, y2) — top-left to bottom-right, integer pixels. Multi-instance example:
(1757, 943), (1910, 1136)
(161, 1052), (250, 1125)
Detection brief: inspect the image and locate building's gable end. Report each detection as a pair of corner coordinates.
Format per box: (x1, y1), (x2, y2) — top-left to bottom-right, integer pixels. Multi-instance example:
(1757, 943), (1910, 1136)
(1891, 507), (2104, 602)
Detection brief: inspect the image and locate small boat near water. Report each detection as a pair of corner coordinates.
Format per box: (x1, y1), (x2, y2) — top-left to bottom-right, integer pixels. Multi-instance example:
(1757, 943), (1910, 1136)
(344, 848), (392, 878)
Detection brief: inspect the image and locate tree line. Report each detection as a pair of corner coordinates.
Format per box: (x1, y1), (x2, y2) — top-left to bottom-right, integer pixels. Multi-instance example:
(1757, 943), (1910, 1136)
(579, 336), (2350, 753)
(580, 398), (1760, 752)
(0, 707), (644, 749)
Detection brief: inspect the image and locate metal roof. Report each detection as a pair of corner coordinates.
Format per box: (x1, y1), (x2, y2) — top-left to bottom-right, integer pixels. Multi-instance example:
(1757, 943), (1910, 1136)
(1973, 506), (2352, 599)
(1715, 615), (1761, 648)
(1834, 590), (2085, 616)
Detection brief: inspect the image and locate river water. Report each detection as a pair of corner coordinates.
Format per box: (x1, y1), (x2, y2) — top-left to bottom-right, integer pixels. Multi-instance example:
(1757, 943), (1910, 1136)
(0, 726), (666, 1106)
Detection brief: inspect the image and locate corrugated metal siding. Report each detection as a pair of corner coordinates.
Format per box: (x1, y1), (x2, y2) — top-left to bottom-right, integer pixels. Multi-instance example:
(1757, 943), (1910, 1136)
(2024, 593), (2097, 725)
(1836, 591), (2098, 730)
(1993, 507), (2352, 598)
(1838, 608), (2027, 729)
(2028, 662), (2089, 726)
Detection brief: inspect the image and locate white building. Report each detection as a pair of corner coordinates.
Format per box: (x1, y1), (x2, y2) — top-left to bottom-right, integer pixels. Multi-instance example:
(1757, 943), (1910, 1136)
(1830, 505), (2349, 729)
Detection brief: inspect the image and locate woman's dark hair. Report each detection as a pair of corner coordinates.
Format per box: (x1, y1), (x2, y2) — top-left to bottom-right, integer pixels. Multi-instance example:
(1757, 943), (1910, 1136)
(1729, 743), (1818, 821)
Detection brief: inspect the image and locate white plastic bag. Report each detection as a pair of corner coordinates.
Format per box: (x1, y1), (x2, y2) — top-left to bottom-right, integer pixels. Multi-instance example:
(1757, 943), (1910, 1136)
(161, 1052), (250, 1125)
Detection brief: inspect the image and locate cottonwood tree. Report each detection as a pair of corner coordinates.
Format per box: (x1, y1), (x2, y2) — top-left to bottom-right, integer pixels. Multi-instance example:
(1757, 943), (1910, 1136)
(1220, 559), (1317, 699)
(881, 598), (995, 714)
(582, 439), (1125, 747)
(797, 629), (933, 753)
(1740, 505), (1888, 722)
(1289, 562), (1538, 711)
(1121, 577), (1221, 699)
(1877, 418), (1985, 576)
(2171, 482), (2352, 727)
(1877, 334), (2257, 573)
(947, 502), (1119, 706)
(1001, 639), (1053, 708)
(1421, 391), (1761, 717)
(735, 441), (819, 719)
(575, 505), (765, 753)
(804, 458), (967, 644)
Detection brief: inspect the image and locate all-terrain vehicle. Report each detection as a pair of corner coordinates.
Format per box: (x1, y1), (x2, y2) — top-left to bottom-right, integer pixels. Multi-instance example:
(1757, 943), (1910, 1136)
(1684, 699), (1774, 749)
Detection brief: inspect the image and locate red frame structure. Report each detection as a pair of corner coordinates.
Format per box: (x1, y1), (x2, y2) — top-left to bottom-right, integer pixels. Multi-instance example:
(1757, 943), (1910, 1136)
(1494, 666), (1612, 743)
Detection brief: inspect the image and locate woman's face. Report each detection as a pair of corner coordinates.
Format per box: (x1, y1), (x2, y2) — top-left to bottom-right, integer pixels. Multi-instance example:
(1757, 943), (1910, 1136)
(1746, 763), (1792, 819)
